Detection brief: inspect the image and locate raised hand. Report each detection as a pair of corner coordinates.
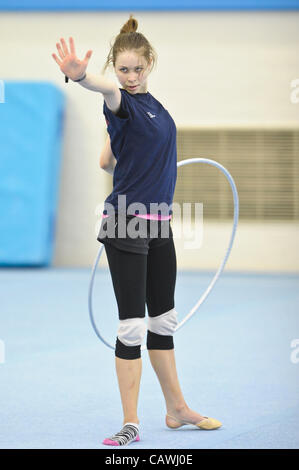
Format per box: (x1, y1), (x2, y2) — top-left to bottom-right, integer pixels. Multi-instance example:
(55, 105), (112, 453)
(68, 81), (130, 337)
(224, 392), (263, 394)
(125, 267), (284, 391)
(52, 37), (92, 81)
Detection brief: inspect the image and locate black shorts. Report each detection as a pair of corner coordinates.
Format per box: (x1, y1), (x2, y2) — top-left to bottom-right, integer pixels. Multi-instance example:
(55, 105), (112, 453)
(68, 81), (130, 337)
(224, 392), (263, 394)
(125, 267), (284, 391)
(97, 213), (173, 255)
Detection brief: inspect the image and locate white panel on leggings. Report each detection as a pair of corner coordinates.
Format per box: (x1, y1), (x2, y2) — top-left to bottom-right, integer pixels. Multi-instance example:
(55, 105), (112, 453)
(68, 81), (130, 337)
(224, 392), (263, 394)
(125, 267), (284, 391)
(117, 317), (147, 347)
(147, 308), (178, 336)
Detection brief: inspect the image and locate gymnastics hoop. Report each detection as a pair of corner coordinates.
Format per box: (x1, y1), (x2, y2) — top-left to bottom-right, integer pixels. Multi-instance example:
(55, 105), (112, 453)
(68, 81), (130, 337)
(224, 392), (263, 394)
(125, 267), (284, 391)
(88, 158), (239, 351)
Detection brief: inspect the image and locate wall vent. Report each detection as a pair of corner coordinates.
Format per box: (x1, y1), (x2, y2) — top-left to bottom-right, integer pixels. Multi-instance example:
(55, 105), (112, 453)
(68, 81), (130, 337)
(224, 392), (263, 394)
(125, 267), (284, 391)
(175, 127), (299, 221)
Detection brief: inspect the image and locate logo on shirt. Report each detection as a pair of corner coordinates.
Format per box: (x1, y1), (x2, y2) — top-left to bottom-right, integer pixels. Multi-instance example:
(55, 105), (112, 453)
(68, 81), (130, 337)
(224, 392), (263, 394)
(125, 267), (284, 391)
(146, 111), (156, 118)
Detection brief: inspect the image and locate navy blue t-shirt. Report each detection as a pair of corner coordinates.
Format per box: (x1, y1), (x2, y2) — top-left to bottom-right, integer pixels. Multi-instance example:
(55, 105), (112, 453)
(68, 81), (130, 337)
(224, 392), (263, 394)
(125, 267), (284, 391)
(102, 88), (177, 217)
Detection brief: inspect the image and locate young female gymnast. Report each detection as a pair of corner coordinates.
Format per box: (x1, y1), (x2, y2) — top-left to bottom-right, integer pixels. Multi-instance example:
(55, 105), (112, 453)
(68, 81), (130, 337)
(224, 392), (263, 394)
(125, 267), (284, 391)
(52, 14), (222, 446)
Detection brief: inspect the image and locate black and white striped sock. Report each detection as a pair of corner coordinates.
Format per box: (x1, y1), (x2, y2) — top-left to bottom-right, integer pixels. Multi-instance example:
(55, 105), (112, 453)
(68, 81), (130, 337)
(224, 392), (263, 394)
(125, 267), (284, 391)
(102, 422), (140, 446)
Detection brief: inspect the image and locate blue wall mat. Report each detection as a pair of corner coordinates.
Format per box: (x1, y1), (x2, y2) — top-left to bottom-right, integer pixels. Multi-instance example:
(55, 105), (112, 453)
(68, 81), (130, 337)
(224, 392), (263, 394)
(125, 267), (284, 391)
(0, 0), (298, 10)
(0, 82), (65, 266)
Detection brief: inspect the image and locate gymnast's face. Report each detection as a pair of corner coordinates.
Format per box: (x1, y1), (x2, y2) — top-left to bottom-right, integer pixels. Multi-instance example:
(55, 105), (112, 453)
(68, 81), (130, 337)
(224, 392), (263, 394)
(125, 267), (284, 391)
(114, 50), (152, 94)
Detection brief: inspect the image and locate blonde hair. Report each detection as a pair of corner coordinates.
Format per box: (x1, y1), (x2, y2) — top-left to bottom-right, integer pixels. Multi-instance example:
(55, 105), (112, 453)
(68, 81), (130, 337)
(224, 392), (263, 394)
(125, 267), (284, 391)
(101, 14), (157, 75)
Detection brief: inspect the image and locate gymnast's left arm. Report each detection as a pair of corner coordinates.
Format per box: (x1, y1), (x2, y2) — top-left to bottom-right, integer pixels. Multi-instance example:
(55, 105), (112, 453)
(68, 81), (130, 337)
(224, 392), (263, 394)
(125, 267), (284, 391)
(99, 134), (117, 175)
(102, 160), (116, 176)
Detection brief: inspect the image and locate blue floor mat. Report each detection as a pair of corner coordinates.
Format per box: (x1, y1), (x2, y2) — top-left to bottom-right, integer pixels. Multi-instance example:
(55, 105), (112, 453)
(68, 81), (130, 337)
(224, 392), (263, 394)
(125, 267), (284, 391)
(0, 268), (298, 449)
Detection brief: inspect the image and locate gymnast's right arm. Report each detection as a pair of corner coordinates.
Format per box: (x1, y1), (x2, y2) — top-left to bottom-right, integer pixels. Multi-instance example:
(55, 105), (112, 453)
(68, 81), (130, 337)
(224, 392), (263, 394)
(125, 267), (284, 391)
(52, 36), (121, 174)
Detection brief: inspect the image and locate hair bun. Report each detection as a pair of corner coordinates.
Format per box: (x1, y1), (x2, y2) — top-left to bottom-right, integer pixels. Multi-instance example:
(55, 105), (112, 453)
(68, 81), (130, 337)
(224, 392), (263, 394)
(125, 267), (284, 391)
(120, 14), (138, 34)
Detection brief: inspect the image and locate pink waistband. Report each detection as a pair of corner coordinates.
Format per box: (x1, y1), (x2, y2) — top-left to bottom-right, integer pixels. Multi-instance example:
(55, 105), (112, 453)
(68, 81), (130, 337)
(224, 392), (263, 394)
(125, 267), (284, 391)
(102, 213), (171, 220)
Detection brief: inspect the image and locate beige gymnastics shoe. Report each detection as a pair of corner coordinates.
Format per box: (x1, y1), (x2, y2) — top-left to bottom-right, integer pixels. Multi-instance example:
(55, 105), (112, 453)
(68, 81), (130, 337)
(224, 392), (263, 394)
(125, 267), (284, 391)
(166, 414), (222, 430)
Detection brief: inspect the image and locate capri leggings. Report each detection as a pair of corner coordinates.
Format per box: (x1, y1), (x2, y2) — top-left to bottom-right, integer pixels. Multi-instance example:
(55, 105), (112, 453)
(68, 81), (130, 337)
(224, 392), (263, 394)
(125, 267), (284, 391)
(103, 233), (177, 358)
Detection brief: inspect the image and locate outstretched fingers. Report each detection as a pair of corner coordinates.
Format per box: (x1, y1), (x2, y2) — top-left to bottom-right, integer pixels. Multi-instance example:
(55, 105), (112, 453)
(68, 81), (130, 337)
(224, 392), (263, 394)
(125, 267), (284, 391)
(84, 49), (93, 63)
(52, 53), (62, 66)
(55, 41), (65, 61)
(52, 37), (73, 66)
(69, 36), (76, 55)
(60, 37), (69, 56)
(52, 37), (92, 76)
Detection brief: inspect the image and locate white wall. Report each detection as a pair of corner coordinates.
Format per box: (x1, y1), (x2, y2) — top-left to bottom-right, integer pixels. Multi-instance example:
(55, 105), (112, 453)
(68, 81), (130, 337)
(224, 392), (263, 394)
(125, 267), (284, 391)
(1, 11), (299, 272)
